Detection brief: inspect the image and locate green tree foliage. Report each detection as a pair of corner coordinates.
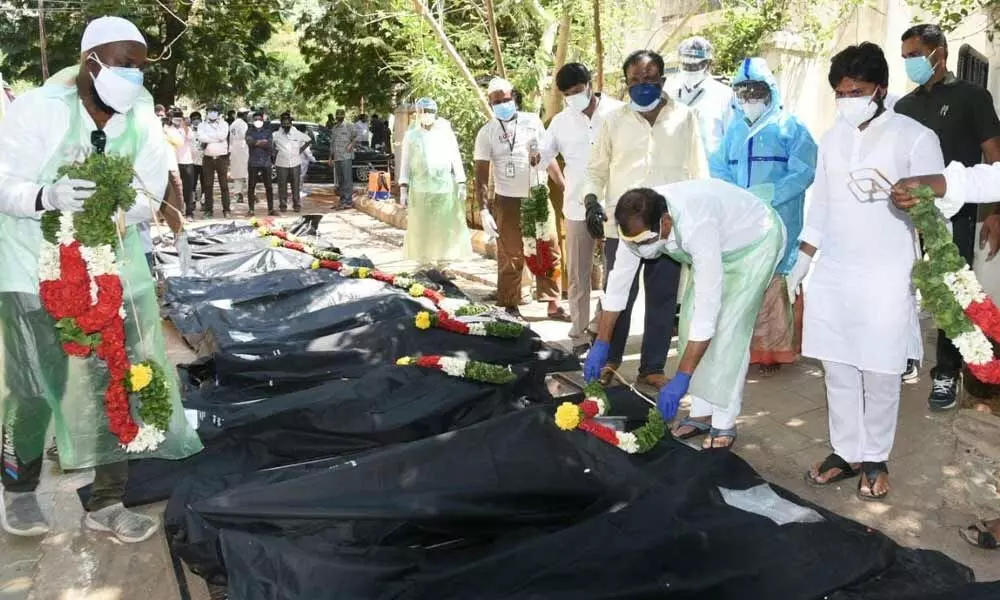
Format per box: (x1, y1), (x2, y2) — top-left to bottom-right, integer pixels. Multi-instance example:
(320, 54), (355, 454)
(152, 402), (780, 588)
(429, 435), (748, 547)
(0, 0), (281, 107)
(696, 0), (789, 78)
(909, 0), (997, 32)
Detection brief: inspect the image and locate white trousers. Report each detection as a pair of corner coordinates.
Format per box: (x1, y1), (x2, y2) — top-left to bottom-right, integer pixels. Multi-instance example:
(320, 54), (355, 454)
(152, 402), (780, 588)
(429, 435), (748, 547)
(686, 345), (749, 430)
(823, 360), (901, 463)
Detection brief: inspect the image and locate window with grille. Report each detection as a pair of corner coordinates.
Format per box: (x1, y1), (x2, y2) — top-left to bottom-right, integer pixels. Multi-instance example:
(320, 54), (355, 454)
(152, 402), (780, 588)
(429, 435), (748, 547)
(957, 44), (989, 88)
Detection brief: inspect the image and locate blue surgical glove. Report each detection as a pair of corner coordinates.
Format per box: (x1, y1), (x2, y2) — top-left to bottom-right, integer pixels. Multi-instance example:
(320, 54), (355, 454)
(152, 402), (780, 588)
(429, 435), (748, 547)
(583, 340), (611, 382)
(657, 372), (691, 421)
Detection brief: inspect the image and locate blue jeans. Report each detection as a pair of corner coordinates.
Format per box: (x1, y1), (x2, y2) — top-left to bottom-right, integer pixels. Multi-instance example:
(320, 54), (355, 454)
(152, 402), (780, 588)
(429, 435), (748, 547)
(603, 238), (680, 376)
(336, 159), (353, 205)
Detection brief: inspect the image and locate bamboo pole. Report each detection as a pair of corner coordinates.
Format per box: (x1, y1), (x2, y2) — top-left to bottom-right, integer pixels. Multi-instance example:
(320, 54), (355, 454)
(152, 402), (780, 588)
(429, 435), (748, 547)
(483, 0), (507, 78)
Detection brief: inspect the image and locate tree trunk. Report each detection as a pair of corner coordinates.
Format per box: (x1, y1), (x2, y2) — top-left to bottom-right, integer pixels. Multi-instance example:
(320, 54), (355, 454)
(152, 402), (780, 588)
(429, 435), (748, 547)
(593, 0), (604, 92)
(483, 0), (506, 78)
(411, 0), (492, 118)
(529, 0), (558, 110)
(544, 8), (571, 123)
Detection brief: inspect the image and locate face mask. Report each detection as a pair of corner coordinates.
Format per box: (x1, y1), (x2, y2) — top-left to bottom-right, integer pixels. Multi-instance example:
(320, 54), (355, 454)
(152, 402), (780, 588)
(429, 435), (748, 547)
(88, 53), (144, 114)
(253, 120), (264, 128)
(680, 69), (707, 89)
(905, 49), (939, 86)
(282, 124), (291, 132)
(420, 113), (437, 126)
(836, 93), (879, 128)
(191, 119), (201, 127)
(207, 111), (219, 121)
(565, 89), (591, 112)
(492, 100), (517, 121)
(171, 118), (183, 127)
(740, 100), (767, 123)
(633, 239), (667, 259)
(628, 83), (662, 113)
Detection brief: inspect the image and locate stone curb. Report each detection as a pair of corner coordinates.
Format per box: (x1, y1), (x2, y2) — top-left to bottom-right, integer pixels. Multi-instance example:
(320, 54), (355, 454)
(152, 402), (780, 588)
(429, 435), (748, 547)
(352, 195), (499, 288)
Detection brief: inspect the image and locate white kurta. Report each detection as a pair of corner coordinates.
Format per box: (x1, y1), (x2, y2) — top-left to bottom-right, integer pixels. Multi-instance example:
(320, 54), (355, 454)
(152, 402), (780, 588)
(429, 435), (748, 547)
(229, 118), (249, 179)
(800, 110), (945, 374)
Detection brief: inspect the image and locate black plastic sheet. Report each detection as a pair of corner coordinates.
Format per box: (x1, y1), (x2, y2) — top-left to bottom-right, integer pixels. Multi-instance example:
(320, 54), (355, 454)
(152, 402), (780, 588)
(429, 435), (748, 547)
(165, 391), (986, 600)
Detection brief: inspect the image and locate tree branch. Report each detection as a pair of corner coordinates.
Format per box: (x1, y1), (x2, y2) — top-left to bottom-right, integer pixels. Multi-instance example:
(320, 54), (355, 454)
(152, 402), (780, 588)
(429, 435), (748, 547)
(544, 7), (571, 123)
(410, 0), (492, 118)
(483, 0), (506, 78)
(593, 0), (604, 92)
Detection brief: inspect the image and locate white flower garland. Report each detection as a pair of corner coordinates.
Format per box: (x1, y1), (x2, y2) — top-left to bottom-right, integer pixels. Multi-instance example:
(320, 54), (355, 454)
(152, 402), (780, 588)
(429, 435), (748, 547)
(467, 323), (488, 336)
(942, 265), (987, 309)
(56, 212), (76, 246)
(124, 425), (166, 453)
(38, 240), (61, 281)
(522, 237), (537, 256)
(438, 356), (468, 378)
(953, 328), (994, 366)
(616, 431), (640, 454)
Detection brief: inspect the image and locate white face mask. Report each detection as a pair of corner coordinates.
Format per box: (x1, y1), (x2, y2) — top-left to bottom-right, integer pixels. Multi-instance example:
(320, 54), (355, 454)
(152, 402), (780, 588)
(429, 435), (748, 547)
(207, 111), (220, 121)
(88, 53), (144, 114)
(564, 89), (591, 112)
(634, 239), (668, 259)
(740, 100), (767, 123)
(680, 69), (707, 89)
(420, 113), (437, 126)
(836, 94), (879, 129)
(253, 120), (264, 129)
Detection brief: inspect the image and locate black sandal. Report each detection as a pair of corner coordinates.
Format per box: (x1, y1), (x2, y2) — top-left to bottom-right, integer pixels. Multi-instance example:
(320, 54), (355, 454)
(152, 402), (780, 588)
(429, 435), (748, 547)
(857, 461), (890, 501)
(960, 521), (999, 550)
(805, 453), (858, 487)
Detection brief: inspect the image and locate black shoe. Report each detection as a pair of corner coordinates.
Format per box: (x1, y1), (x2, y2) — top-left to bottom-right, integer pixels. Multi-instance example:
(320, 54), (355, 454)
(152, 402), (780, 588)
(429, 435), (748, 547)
(928, 371), (958, 411)
(279, 206), (287, 212)
(293, 206), (302, 213)
(247, 209), (255, 217)
(902, 359), (919, 384)
(268, 210), (279, 217)
(223, 210), (232, 218)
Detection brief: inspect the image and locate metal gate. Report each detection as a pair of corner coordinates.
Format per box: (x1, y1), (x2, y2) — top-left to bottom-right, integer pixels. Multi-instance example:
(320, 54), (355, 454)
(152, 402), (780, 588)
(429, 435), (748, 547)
(957, 44), (989, 87)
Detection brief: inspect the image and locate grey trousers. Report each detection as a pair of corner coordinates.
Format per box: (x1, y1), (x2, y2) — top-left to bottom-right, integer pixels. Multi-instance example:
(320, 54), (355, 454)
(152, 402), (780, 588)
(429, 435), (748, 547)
(565, 219), (596, 347)
(336, 159), (354, 205)
(276, 166), (301, 210)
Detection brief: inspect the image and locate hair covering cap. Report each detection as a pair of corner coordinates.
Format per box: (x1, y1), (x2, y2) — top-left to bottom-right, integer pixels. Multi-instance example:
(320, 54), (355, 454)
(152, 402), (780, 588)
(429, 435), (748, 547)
(678, 36), (713, 63)
(415, 97), (438, 111)
(81, 16), (146, 53)
(487, 77), (514, 94)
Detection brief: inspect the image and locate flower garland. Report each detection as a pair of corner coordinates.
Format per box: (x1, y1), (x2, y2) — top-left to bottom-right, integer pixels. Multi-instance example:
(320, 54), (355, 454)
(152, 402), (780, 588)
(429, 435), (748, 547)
(38, 154), (171, 452)
(520, 185), (559, 278)
(455, 303), (491, 317)
(308, 258), (446, 305)
(911, 186), (1000, 382)
(396, 355), (517, 384)
(414, 310), (525, 338)
(553, 382), (667, 454)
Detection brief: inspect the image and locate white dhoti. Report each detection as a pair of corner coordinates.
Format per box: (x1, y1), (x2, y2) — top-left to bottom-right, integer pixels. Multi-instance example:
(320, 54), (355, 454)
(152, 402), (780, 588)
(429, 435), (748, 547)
(823, 360), (901, 463)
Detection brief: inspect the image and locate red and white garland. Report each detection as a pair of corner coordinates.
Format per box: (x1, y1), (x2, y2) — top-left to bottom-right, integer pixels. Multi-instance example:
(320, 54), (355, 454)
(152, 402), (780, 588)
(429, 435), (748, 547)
(38, 214), (166, 452)
(941, 265), (1000, 382)
(554, 383), (667, 454)
(521, 185), (559, 278)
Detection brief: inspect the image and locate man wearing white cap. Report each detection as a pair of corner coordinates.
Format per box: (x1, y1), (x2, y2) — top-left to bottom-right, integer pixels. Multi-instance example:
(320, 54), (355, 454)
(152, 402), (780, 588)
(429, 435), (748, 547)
(474, 76), (567, 320)
(0, 16), (201, 543)
(670, 36), (734, 157)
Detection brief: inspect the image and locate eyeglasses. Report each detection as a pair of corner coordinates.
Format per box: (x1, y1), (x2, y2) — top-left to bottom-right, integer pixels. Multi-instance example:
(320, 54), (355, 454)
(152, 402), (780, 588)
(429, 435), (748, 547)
(91, 130), (107, 155)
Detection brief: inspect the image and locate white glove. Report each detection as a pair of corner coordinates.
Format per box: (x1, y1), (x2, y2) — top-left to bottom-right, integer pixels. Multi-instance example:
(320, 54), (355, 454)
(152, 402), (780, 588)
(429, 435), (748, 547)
(124, 193), (157, 226)
(399, 187), (408, 206)
(480, 209), (498, 240)
(42, 176), (96, 212)
(457, 184), (468, 202)
(785, 250), (813, 304)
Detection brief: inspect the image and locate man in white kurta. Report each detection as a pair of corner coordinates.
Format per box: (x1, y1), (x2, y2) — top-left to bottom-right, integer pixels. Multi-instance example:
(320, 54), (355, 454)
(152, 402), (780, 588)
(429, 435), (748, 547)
(788, 43), (944, 500)
(229, 110), (250, 205)
(586, 181), (785, 449)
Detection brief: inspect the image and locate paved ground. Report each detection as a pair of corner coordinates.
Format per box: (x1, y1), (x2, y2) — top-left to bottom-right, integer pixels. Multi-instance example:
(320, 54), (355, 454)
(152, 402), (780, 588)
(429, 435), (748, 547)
(3, 193), (998, 599)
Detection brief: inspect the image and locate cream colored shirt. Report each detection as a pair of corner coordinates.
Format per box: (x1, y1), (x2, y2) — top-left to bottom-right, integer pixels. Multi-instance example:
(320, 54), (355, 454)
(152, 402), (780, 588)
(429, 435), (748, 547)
(583, 96), (708, 238)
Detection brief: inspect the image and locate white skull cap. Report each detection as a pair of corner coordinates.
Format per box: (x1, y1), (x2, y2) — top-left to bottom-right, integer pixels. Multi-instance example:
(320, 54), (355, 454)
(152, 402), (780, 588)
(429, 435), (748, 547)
(81, 16), (146, 54)
(487, 77), (514, 94)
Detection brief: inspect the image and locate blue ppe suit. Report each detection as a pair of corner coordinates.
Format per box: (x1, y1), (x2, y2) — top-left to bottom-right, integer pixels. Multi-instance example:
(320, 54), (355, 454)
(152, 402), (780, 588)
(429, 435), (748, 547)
(709, 57), (817, 275)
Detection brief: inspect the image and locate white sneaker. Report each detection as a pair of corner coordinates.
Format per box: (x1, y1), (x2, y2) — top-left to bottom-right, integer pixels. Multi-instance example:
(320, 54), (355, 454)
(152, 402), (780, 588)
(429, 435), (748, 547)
(84, 503), (158, 543)
(0, 491), (50, 537)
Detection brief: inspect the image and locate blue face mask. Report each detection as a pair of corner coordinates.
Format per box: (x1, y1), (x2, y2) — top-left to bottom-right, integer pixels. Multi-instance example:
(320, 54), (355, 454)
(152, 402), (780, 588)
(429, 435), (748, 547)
(904, 49), (939, 86)
(492, 100), (517, 121)
(628, 82), (662, 113)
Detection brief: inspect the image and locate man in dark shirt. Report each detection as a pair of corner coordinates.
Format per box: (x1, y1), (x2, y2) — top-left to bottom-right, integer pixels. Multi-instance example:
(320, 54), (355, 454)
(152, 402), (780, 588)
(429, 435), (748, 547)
(246, 110), (277, 216)
(894, 23), (1000, 411)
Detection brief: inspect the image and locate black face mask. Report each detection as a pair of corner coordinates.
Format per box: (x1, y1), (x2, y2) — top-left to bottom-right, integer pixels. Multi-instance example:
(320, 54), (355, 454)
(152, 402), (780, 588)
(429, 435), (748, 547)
(282, 124), (291, 132)
(336, 118), (344, 124)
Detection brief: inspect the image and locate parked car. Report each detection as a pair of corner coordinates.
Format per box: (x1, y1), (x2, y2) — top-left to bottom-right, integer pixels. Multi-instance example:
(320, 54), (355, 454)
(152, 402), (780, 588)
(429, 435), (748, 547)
(266, 120), (333, 184)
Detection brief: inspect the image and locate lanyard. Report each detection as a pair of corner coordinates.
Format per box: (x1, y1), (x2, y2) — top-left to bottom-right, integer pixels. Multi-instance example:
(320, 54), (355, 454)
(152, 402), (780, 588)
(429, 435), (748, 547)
(498, 118), (518, 154)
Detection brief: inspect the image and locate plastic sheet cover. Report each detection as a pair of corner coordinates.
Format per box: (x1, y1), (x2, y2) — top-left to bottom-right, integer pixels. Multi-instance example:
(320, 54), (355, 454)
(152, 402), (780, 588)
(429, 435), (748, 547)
(164, 390), (991, 599)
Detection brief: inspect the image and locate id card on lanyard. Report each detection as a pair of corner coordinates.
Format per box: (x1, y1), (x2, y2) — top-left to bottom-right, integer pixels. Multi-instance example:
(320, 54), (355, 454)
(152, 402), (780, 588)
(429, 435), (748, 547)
(500, 119), (517, 180)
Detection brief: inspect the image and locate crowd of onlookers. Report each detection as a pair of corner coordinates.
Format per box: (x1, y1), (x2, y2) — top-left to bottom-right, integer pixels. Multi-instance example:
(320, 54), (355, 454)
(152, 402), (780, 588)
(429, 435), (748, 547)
(155, 104), (392, 218)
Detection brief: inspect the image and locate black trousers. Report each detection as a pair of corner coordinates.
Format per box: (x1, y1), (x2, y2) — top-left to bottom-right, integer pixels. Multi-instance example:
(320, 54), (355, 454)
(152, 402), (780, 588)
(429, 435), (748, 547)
(179, 163), (197, 216)
(202, 155), (230, 213)
(248, 166), (274, 212)
(935, 207), (978, 378)
(276, 166), (301, 210)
